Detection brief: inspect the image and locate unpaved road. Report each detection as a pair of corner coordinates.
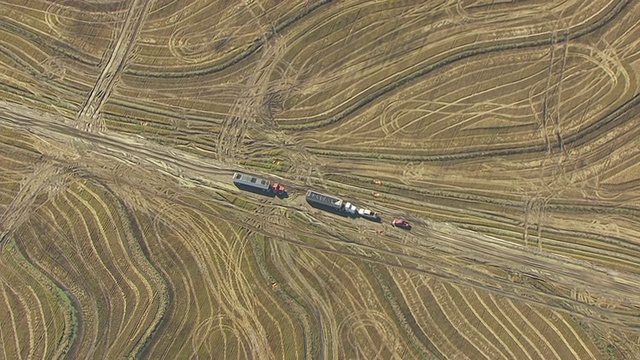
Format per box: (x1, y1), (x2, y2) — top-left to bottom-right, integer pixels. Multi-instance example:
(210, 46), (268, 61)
(76, 0), (152, 133)
(1, 99), (639, 332)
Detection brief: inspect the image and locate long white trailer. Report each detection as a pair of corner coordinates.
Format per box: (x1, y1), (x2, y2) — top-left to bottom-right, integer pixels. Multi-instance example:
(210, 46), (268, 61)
(305, 190), (356, 214)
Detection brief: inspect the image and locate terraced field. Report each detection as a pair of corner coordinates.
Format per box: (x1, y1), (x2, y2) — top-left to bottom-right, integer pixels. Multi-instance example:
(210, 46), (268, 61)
(1, 0), (639, 359)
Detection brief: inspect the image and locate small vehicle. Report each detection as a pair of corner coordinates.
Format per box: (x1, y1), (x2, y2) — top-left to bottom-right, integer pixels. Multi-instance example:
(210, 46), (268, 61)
(392, 218), (411, 230)
(358, 208), (380, 221)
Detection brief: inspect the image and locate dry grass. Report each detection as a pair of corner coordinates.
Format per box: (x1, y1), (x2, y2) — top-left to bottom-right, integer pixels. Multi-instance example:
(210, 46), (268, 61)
(0, 0), (639, 359)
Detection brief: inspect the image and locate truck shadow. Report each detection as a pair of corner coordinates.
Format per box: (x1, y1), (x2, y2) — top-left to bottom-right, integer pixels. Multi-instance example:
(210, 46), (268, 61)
(234, 184), (276, 197)
(306, 202), (353, 217)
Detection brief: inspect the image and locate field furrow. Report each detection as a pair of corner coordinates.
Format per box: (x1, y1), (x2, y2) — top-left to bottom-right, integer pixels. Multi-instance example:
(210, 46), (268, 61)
(2, 0), (639, 358)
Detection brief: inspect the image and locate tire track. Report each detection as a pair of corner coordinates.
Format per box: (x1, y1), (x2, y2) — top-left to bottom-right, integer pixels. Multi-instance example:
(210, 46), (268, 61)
(539, 22), (569, 153)
(438, 282), (505, 359)
(125, 0), (334, 78)
(0, 162), (71, 250)
(14, 209), (83, 359)
(5, 99), (640, 316)
(271, 242), (337, 360)
(448, 284), (519, 359)
(2, 2), (637, 355)
(470, 289), (535, 360)
(60, 190), (116, 355)
(215, 2), (286, 162)
(507, 300), (563, 359)
(417, 277), (486, 359)
(281, 0), (630, 131)
(0, 279), (23, 359)
(487, 292), (546, 359)
(121, 209), (172, 359)
(76, 0), (152, 133)
(133, 175), (640, 333)
(1, 90), (640, 346)
(338, 310), (401, 359)
(72, 183), (161, 357)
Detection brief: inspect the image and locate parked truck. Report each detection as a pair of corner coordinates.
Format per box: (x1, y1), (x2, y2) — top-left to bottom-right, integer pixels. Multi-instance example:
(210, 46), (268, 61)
(305, 190), (357, 215)
(233, 173), (285, 195)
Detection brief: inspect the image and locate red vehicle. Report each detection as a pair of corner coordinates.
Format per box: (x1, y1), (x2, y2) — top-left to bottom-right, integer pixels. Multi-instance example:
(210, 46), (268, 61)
(392, 218), (411, 230)
(271, 182), (286, 195)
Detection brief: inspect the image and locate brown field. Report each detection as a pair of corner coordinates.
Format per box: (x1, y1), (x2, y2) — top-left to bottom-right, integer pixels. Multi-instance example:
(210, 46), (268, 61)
(1, 0), (639, 358)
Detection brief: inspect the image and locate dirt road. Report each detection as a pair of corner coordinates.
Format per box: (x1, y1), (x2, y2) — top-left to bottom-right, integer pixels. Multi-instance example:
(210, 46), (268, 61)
(1, 99), (639, 332)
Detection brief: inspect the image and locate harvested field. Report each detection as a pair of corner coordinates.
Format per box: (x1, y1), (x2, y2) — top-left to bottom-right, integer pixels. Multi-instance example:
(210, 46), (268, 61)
(1, 0), (640, 359)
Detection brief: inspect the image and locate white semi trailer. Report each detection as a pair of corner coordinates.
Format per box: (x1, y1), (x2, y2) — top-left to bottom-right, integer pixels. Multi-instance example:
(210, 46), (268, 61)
(305, 190), (356, 215)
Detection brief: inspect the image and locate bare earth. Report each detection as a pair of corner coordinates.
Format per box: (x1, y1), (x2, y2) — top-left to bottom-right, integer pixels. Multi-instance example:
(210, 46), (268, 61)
(0, 0), (639, 359)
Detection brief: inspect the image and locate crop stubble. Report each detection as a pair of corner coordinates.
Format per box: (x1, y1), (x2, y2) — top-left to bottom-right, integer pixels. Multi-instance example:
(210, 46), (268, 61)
(1, 0), (640, 359)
